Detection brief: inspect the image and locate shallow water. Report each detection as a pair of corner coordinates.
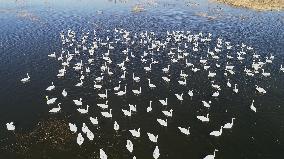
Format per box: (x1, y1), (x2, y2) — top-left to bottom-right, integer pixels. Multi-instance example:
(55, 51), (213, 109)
(0, 0), (283, 158)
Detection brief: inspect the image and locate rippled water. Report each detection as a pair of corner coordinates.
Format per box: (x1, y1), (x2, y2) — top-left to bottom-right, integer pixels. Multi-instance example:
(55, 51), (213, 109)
(0, 0), (283, 158)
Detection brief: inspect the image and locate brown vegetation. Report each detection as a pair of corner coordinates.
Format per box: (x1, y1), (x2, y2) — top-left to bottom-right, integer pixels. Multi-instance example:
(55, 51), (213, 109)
(216, 0), (284, 10)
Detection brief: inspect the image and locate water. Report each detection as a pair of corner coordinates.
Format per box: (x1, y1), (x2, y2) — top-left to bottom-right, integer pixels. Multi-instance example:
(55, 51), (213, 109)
(0, 0), (283, 158)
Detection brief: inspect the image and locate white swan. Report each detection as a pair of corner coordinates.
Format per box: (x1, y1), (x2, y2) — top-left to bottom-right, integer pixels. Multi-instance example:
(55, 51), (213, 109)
(49, 103), (61, 113)
(202, 101), (211, 108)
(77, 133), (84, 146)
(132, 87), (142, 95)
(114, 121), (119, 131)
(69, 123), (77, 133)
(162, 109), (173, 117)
(250, 100), (256, 112)
(62, 89), (67, 97)
(223, 118), (235, 129)
(90, 117), (99, 125)
(21, 73), (30, 83)
(233, 84), (238, 93)
(210, 126), (223, 137)
(97, 100), (109, 109)
(46, 82), (55, 91)
(204, 149), (218, 159)
(101, 109), (112, 118)
(115, 86), (127, 96)
(73, 98), (82, 106)
(100, 149), (107, 159)
(159, 98), (168, 106)
(148, 79), (156, 88)
(126, 140), (133, 153)
(129, 128), (140, 138)
(178, 126), (190, 135)
(256, 85), (266, 94)
(157, 118), (167, 127)
(122, 107), (132, 116)
(147, 132), (158, 143)
(6, 122), (15, 131)
(98, 90), (108, 99)
(77, 105), (89, 114)
(153, 146), (160, 159)
(197, 113), (209, 122)
(147, 101), (152, 112)
(188, 90), (193, 97)
(46, 96), (57, 105)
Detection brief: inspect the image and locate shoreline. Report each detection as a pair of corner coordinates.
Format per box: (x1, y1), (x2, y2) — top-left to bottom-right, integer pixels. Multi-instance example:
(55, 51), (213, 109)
(215, 0), (284, 11)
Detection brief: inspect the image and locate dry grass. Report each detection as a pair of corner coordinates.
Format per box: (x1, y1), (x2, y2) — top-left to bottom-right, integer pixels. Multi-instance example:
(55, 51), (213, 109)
(216, 0), (284, 10)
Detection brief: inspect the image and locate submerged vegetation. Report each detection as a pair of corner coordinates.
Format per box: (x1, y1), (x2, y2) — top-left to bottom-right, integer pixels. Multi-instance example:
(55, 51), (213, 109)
(216, 0), (284, 10)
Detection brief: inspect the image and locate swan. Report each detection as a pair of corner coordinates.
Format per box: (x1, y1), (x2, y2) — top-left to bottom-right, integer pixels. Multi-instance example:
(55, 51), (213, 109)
(159, 98), (168, 106)
(178, 126), (190, 135)
(233, 84), (238, 93)
(147, 101), (152, 112)
(100, 149), (108, 159)
(256, 85), (266, 94)
(132, 87), (142, 95)
(98, 90), (108, 99)
(77, 105), (89, 114)
(132, 73), (140, 82)
(227, 79), (231, 87)
(115, 86), (127, 96)
(162, 65), (170, 73)
(129, 104), (137, 112)
(97, 100), (109, 109)
(188, 90), (193, 97)
(202, 101), (211, 108)
(204, 149), (218, 159)
(75, 79), (83, 87)
(114, 121), (119, 131)
(162, 76), (170, 83)
(261, 69), (270, 77)
(49, 103), (61, 113)
(77, 133), (84, 146)
(21, 73), (30, 83)
(62, 89), (67, 97)
(86, 130), (94, 141)
(210, 126), (223, 137)
(126, 140), (134, 153)
(197, 113), (209, 122)
(101, 109), (112, 118)
(73, 98), (82, 106)
(46, 82), (55, 91)
(157, 118), (167, 127)
(114, 81), (121, 91)
(144, 63), (152, 72)
(178, 78), (186, 85)
(46, 96), (57, 105)
(153, 146), (160, 159)
(129, 128), (140, 138)
(162, 109), (173, 117)
(250, 100), (256, 112)
(208, 71), (216, 78)
(48, 52), (56, 58)
(94, 81), (102, 89)
(6, 122), (15, 131)
(280, 65), (284, 72)
(146, 132), (158, 143)
(69, 123), (77, 133)
(90, 117), (98, 125)
(122, 108), (132, 117)
(148, 79), (156, 88)
(224, 118), (235, 129)
(212, 91), (219, 97)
